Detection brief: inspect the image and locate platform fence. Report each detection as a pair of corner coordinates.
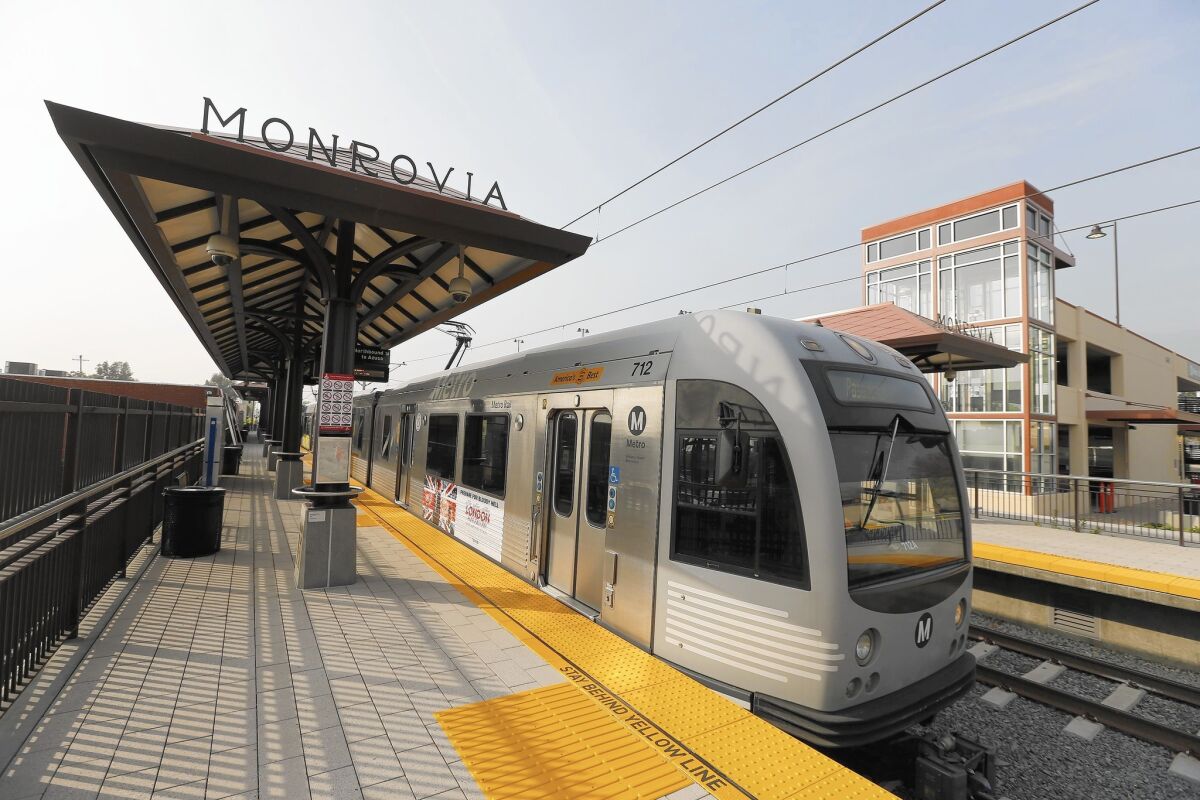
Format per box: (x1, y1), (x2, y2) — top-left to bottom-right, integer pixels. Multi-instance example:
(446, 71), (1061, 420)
(0, 376), (206, 712)
(964, 468), (1200, 547)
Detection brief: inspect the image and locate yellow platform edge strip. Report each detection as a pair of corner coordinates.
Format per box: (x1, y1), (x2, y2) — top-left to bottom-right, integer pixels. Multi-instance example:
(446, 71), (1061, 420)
(435, 683), (691, 800)
(974, 542), (1200, 600)
(352, 486), (893, 800)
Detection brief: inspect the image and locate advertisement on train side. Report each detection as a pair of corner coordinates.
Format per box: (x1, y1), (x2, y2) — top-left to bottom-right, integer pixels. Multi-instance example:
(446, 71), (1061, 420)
(421, 477), (504, 562)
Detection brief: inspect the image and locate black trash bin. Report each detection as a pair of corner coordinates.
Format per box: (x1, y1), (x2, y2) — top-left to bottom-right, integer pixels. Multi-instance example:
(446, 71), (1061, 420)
(221, 445), (243, 475)
(161, 486), (225, 558)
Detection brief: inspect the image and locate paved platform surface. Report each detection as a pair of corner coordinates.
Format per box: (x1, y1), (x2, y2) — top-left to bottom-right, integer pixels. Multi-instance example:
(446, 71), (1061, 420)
(972, 518), (1200, 599)
(0, 449), (886, 800)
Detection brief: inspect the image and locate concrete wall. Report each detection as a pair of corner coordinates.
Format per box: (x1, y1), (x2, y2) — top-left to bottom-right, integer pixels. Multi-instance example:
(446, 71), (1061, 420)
(1055, 299), (1197, 483)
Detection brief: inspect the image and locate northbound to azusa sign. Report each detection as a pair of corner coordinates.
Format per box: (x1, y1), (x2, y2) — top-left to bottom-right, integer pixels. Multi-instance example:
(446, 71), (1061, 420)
(201, 97), (508, 211)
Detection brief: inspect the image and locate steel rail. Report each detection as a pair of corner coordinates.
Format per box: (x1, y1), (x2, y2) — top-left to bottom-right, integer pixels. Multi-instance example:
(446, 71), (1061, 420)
(970, 625), (1200, 707)
(0, 440), (204, 544)
(974, 664), (1200, 755)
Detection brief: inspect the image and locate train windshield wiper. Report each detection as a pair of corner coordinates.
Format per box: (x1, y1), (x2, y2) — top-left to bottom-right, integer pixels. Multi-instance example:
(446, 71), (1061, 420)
(859, 416), (901, 531)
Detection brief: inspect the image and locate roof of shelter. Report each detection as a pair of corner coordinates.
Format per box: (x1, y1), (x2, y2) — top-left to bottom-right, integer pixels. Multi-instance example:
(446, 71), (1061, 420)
(800, 303), (1029, 373)
(47, 101), (591, 381)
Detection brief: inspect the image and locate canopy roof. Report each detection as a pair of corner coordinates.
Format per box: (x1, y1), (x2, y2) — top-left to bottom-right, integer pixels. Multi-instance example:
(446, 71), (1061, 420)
(47, 102), (591, 381)
(1085, 396), (1200, 426)
(800, 303), (1028, 373)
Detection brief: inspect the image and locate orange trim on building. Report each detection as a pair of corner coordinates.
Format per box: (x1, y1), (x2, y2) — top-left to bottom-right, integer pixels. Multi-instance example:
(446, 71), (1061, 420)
(2, 374), (213, 408)
(862, 181), (1053, 242)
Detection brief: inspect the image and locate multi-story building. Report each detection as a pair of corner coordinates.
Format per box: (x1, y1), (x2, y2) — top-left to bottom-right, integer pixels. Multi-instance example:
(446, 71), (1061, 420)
(858, 181), (1200, 486)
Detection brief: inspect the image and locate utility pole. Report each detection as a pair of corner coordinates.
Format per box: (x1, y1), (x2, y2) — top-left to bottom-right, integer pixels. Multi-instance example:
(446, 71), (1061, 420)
(73, 354), (89, 375)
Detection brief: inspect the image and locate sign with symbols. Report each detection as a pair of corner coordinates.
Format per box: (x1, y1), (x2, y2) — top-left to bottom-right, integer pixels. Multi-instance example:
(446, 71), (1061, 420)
(353, 344), (390, 382)
(608, 466), (620, 484)
(318, 373), (354, 434)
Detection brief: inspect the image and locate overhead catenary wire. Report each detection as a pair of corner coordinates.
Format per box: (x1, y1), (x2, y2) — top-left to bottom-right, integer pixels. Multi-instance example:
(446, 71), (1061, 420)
(560, 0), (950, 230)
(590, 0), (1103, 246)
(387, 193), (1200, 378)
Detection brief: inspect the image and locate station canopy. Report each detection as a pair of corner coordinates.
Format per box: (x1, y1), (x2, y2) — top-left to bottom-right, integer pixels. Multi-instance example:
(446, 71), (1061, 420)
(47, 101), (591, 381)
(801, 303), (1028, 373)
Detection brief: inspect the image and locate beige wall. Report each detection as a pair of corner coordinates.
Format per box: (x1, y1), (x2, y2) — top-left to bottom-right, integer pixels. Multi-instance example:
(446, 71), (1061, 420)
(1055, 300), (1196, 482)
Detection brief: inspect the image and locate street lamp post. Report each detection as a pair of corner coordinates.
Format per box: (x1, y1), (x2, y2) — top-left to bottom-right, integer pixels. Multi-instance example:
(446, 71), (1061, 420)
(1086, 220), (1120, 326)
(514, 338), (525, 352)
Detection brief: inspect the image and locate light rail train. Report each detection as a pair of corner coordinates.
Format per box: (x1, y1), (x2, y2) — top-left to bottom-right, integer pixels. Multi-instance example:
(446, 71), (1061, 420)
(348, 311), (975, 747)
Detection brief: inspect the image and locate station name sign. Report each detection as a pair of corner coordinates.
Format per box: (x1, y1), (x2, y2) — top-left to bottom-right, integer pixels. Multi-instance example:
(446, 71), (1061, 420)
(201, 97), (507, 210)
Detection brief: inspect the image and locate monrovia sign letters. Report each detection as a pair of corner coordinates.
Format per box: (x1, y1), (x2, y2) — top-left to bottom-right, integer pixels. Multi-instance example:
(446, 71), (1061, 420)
(201, 97), (507, 210)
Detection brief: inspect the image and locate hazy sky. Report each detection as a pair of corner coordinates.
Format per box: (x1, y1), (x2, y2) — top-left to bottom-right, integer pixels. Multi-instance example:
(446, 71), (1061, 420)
(1, 1), (1197, 386)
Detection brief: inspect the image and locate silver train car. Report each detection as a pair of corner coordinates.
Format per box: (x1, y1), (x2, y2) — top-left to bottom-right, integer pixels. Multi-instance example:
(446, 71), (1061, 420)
(350, 311), (975, 747)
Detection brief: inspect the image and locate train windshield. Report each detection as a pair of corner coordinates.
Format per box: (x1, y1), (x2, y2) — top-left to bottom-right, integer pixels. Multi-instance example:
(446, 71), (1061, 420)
(830, 428), (966, 588)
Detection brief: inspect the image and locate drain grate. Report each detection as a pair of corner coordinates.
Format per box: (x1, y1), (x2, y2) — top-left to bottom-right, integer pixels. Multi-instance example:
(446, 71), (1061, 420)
(1052, 607), (1099, 638)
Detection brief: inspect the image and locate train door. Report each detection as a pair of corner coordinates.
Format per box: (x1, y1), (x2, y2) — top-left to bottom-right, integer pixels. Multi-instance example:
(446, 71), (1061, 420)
(545, 408), (613, 611)
(396, 412), (415, 505)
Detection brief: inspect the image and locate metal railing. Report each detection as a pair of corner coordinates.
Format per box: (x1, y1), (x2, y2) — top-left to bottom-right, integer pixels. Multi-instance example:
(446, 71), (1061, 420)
(0, 377), (204, 534)
(964, 468), (1200, 546)
(0, 376), (208, 711)
(0, 440), (204, 709)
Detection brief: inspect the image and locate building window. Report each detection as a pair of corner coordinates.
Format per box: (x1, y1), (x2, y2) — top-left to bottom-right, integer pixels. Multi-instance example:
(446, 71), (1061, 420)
(1030, 326), (1055, 415)
(425, 414), (459, 479)
(939, 324), (1022, 413)
(937, 205), (1019, 246)
(866, 260), (932, 316)
(954, 419), (1023, 489)
(1027, 244), (1055, 324)
(1031, 420), (1057, 478)
(865, 228), (931, 263)
(1026, 205), (1053, 241)
(462, 414), (509, 497)
(938, 240), (1020, 324)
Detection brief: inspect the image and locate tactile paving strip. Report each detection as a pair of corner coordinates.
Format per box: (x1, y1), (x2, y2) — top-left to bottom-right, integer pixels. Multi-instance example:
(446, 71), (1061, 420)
(354, 487), (894, 800)
(437, 683), (690, 799)
(975, 542), (1200, 599)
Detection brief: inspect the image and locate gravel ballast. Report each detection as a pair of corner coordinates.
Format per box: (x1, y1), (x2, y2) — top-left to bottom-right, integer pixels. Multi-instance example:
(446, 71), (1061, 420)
(898, 615), (1200, 798)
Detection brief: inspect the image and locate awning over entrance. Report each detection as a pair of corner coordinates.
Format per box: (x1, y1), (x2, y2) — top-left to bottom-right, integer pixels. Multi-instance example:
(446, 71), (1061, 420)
(801, 303), (1028, 373)
(1085, 396), (1200, 426)
(47, 102), (591, 381)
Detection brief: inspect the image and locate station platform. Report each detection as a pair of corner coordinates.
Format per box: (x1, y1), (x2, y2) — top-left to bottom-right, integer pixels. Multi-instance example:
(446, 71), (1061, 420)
(972, 518), (1200, 605)
(0, 449), (889, 800)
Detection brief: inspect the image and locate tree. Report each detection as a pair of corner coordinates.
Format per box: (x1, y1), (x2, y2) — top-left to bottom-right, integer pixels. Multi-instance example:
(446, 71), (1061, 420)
(92, 361), (135, 381)
(206, 372), (234, 391)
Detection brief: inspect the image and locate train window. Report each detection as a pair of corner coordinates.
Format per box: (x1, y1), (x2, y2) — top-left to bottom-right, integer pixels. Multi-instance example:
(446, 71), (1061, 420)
(672, 380), (807, 588)
(553, 412), (578, 516)
(462, 414), (509, 497)
(425, 414), (459, 479)
(831, 430), (965, 588)
(379, 415), (393, 459)
(353, 411), (366, 451)
(584, 413), (612, 527)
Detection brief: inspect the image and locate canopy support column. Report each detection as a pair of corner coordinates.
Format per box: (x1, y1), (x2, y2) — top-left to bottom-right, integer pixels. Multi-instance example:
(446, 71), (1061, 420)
(295, 222), (361, 589)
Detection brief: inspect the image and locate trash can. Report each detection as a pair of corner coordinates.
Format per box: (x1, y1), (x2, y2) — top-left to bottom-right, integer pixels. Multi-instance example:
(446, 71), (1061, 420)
(221, 445), (243, 475)
(161, 486), (225, 558)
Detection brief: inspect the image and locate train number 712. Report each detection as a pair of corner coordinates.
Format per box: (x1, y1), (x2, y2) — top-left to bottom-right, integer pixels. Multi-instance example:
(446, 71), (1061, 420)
(631, 360), (654, 376)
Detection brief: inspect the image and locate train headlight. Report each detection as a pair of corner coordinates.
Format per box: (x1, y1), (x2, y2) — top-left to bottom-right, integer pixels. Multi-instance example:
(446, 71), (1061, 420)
(954, 598), (966, 627)
(855, 629), (877, 666)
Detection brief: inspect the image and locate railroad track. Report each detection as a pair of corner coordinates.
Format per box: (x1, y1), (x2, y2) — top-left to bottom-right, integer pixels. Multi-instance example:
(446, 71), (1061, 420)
(969, 624), (1200, 758)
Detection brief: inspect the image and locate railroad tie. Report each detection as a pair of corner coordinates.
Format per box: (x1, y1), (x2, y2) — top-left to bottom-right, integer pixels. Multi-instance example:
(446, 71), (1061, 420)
(981, 658), (1062, 710)
(1168, 729), (1200, 788)
(1063, 681), (1145, 741)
